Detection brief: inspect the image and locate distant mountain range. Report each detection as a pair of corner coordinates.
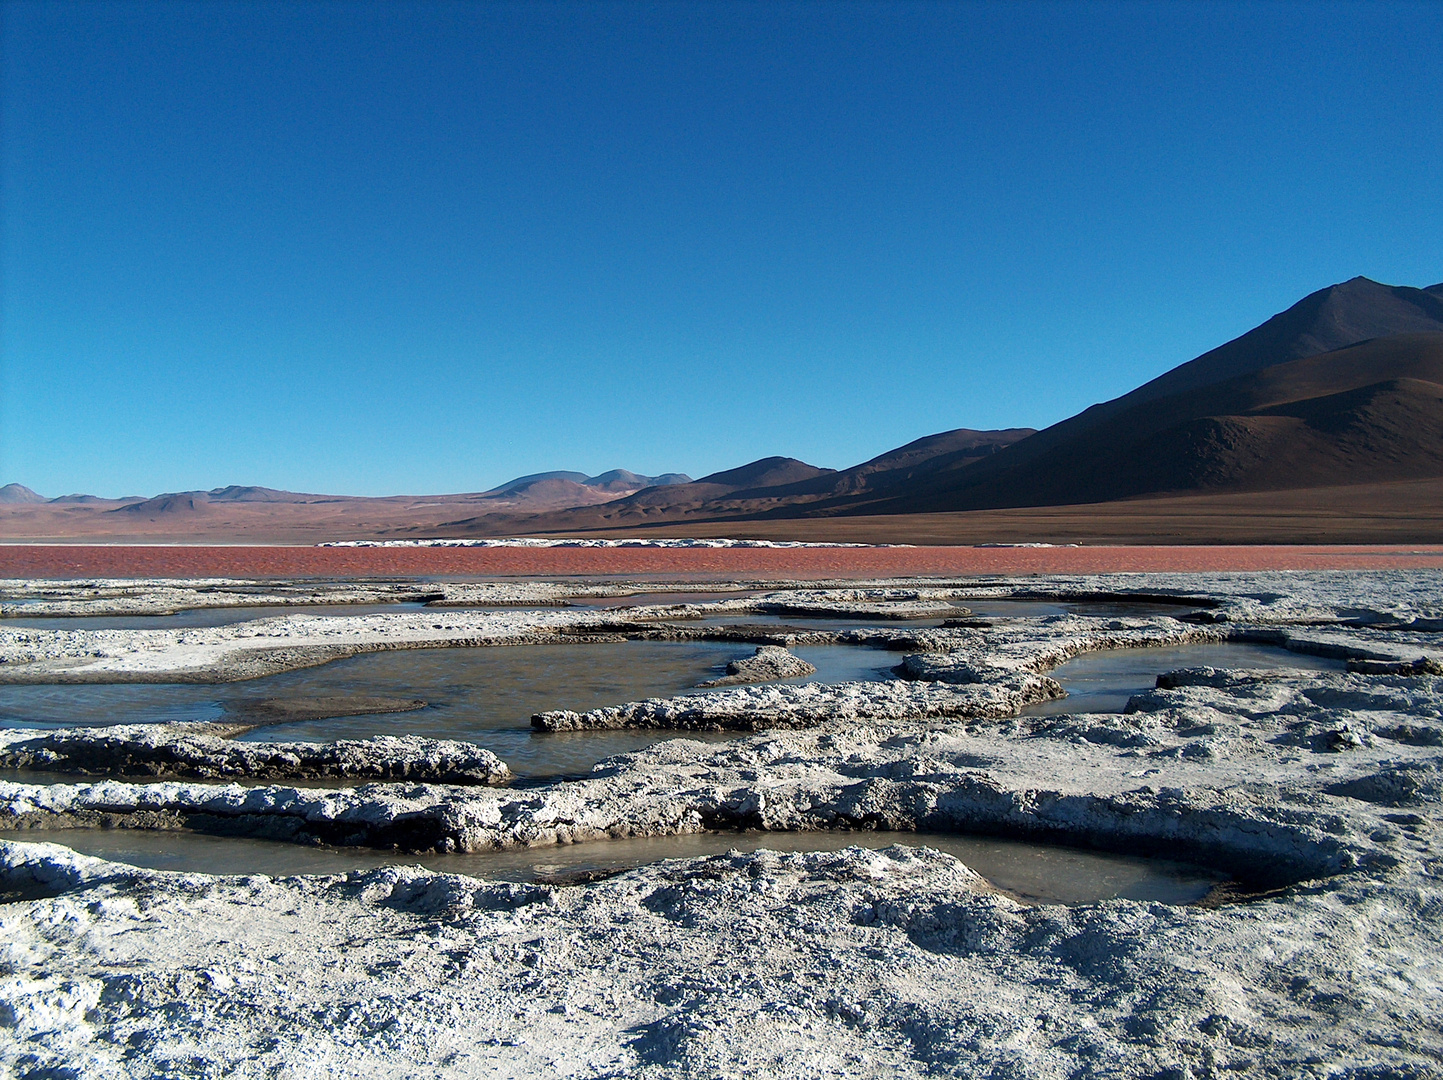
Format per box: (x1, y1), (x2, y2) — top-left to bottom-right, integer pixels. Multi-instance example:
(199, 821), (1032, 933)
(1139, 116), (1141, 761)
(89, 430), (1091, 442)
(1, 471), (694, 514)
(472, 275), (1443, 531)
(4, 275), (1441, 543)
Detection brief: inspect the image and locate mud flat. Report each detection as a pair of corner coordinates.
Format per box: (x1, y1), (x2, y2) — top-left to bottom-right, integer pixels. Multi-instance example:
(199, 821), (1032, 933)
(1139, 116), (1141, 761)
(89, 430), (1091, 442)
(2, 570), (1443, 1077)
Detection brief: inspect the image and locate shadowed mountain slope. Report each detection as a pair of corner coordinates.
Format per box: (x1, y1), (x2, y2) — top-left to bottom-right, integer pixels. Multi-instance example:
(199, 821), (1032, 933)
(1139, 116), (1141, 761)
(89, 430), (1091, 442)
(442, 434), (1034, 534)
(929, 277), (1443, 489)
(753, 428), (1036, 500)
(860, 333), (1443, 512)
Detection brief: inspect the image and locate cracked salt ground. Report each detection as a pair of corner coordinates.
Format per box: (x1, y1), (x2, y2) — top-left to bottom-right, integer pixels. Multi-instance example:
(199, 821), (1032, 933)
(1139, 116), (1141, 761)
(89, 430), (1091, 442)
(1022, 642), (1349, 716)
(0, 828), (1225, 905)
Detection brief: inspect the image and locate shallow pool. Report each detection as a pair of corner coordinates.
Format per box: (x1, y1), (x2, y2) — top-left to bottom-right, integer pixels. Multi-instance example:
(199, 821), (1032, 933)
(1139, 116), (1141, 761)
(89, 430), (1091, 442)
(0, 827), (1226, 906)
(0, 639), (901, 779)
(1023, 642), (1348, 716)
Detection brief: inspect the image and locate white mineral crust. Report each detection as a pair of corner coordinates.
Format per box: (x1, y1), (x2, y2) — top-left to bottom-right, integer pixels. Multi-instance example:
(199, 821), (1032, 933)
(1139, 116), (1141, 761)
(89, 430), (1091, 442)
(1, 571), (1442, 1077)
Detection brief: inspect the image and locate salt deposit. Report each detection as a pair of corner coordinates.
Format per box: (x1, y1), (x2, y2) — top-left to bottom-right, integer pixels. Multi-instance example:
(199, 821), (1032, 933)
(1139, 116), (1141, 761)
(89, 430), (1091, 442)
(1, 570), (1442, 1077)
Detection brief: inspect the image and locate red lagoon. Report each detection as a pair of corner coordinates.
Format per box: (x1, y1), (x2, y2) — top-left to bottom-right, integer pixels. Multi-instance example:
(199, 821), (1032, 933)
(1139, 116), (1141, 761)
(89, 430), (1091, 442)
(2, 544), (1442, 580)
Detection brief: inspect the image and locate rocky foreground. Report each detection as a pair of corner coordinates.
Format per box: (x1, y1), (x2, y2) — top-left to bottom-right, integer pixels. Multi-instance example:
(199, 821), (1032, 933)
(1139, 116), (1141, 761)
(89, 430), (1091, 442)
(1, 571), (1442, 1077)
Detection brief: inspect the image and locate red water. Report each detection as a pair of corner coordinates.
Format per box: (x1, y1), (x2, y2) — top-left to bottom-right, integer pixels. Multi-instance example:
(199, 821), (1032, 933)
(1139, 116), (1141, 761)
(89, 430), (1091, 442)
(2, 544), (1441, 579)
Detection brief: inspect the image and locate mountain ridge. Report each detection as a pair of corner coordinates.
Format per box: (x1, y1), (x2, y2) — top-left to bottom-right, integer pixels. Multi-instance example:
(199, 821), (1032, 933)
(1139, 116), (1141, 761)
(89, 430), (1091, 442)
(6, 275), (1443, 542)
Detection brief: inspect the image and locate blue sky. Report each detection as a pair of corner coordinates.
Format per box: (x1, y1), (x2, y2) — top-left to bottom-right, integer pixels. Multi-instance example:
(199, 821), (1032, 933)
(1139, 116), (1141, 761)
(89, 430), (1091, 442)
(2, 0), (1440, 497)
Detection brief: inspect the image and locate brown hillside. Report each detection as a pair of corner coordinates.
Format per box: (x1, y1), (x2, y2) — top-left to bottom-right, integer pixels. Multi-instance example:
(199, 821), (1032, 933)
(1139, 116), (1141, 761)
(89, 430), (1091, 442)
(858, 333), (1443, 512)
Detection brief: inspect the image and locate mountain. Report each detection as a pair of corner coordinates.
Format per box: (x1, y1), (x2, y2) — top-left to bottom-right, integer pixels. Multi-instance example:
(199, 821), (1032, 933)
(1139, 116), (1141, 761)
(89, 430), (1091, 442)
(488, 471), (591, 492)
(585, 469), (692, 490)
(589, 432), (1034, 523)
(744, 428), (1035, 503)
(840, 277), (1443, 514)
(898, 278), (1443, 494)
(0, 484), (45, 504)
(117, 486), (334, 515)
(49, 494), (144, 505)
(484, 469), (693, 498)
(430, 457), (838, 531)
(7, 276), (1443, 543)
(854, 333), (1443, 512)
(443, 436), (1034, 534)
(104, 468), (696, 519)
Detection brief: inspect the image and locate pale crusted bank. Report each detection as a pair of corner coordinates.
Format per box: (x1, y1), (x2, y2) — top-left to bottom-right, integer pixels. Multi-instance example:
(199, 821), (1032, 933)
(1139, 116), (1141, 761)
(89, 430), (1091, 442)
(0, 725), (510, 785)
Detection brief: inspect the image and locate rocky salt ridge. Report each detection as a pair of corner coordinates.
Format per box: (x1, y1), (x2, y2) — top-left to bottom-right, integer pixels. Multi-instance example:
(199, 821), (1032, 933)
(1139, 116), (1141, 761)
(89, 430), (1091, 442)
(6, 569), (1442, 622)
(696, 645), (818, 687)
(3, 572), (1443, 1076)
(534, 674), (1063, 731)
(0, 726), (510, 785)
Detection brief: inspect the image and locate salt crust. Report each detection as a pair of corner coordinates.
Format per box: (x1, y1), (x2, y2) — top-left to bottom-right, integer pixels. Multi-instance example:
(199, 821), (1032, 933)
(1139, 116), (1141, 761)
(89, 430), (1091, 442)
(1, 571), (1442, 1076)
(3, 572), (1440, 683)
(696, 645), (818, 688)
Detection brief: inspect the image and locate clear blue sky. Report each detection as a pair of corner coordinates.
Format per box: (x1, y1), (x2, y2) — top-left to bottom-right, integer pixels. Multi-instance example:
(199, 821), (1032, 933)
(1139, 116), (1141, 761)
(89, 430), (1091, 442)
(2, 0), (1440, 497)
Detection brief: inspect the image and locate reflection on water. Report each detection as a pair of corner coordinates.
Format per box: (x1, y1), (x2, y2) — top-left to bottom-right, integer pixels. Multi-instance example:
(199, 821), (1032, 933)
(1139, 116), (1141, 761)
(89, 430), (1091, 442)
(0, 640), (900, 780)
(0, 827), (1225, 906)
(784, 644), (898, 685)
(0, 641), (759, 778)
(1024, 642), (1348, 716)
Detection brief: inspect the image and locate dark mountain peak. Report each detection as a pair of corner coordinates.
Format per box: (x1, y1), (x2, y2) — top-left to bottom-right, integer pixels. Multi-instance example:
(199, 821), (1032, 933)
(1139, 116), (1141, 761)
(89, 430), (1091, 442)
(0, 483), (45, 504)
(1426, 283), (1443, 298)
(1130, 276), (1443, 407)
(878, 331), (1443, 514)
(695, 457), (834, 490)
(964, 276), (1443, 482)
